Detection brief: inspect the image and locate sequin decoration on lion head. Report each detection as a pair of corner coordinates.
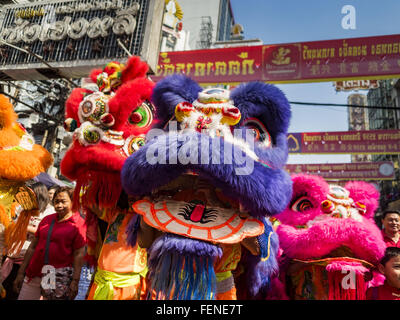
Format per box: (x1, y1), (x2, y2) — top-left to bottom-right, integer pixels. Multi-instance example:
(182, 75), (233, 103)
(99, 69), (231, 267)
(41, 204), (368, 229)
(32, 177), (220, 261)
(60, 56), (155, 209)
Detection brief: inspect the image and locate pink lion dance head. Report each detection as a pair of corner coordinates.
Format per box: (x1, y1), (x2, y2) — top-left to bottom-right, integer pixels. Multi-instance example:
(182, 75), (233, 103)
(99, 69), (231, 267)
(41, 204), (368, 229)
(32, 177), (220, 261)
(276, 174), (386, 300)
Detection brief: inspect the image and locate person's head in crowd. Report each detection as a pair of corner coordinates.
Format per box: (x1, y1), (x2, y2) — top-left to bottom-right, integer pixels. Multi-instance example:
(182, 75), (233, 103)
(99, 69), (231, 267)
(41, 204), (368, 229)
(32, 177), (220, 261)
(381, 210), (400, 236)
(47, 185), (58, 202)
(374, 211), (383, 230)
(26, 182), (49, 212)
(379, 247), (400, 289)
(52, 186), (74, 219)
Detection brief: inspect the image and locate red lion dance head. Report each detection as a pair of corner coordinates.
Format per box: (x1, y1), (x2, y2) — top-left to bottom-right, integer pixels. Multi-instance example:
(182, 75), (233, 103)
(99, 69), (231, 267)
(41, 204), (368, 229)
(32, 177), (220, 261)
(60, 56), (155, 210)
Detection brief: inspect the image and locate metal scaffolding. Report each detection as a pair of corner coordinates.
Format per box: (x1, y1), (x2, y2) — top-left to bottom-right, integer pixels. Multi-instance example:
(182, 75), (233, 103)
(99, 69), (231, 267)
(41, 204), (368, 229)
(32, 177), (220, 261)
(196, 16), (213, 49)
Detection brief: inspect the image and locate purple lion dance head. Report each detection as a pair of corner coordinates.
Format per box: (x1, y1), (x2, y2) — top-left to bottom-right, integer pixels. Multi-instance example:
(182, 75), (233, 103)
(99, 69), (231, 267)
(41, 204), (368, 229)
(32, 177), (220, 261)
(121, 74), (292, 299)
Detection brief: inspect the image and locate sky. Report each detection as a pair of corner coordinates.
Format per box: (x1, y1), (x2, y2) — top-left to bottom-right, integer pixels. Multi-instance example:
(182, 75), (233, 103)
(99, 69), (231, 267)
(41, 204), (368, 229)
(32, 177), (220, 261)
(230, 0), (400, 164)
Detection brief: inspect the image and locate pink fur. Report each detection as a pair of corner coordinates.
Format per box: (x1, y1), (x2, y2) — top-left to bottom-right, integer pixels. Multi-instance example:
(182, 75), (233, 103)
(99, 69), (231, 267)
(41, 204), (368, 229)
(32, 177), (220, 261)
(345, 181), (380, 219)
(326, 261), (369, 275)
(277, 218), (385, 265)
(367, 271), (385, 288)
(277, 174), (329, 226)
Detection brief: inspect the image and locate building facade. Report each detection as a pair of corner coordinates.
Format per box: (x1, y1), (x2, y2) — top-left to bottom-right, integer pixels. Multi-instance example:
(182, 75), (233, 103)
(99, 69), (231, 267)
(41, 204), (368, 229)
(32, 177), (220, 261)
(347, 93), (371, 163)
(0, 0), (164, 179)
(367, 78), (400, 210)
(160, 0), (190, 52)
(178, 0), (235, 50)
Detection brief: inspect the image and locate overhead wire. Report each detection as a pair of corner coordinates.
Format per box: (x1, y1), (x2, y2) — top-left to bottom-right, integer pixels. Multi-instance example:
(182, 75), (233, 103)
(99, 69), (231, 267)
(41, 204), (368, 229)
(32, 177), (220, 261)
(289, 101), (399, 110)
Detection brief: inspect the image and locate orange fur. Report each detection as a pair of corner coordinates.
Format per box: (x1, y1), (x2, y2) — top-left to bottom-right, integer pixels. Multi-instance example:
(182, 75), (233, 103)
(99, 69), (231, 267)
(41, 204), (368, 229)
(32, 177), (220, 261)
(0, 145), (53, 181)
(0, 95), (53, 180)
(0, 95), (17, 130)
(0, 95), (53, 256)
(0, 127), (20, 147)
(5, 209), (38, 255)
(0, 95), (19, 147)
(0, 204), (10, 229)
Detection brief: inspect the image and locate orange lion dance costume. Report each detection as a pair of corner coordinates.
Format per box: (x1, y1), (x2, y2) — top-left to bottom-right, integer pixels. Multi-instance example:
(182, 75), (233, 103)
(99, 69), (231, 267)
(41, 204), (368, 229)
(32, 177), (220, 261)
(0, 94), (53, 295)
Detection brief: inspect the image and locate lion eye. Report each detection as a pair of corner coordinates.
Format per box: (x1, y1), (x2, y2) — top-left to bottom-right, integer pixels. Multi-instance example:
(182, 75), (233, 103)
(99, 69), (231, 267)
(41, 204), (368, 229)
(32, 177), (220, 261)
(128, 101), (154, 128)
(243, 118), (272, 148)
(291, 196), (314, 212)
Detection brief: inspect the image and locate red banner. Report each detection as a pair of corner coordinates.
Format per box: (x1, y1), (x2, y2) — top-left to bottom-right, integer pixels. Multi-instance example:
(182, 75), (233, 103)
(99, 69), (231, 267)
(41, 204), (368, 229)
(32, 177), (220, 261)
(152, 34), (400, 84)
(288, 129), (400, 154)
(285, 161), (395, 181)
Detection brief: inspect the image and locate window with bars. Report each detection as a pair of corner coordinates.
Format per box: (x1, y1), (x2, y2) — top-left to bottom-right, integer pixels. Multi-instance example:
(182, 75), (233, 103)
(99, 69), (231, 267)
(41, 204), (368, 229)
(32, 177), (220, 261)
(0, 0), (150, 66)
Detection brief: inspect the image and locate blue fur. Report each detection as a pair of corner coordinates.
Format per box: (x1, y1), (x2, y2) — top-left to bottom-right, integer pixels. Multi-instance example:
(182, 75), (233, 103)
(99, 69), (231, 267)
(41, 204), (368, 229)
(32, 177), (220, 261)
(231, 81), (291, 142)
(147, 234), (221, 300)
(151, 74), (202, 128)
(122, 131), (292, 218)
(244, 218), (280, 298)
(126, 214), (140, 247)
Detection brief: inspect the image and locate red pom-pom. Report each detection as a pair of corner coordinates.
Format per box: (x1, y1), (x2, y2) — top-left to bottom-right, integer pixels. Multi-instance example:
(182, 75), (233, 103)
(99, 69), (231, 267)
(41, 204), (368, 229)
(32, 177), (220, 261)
(100, 113), (115, 127)
(129, 112), (143, 123)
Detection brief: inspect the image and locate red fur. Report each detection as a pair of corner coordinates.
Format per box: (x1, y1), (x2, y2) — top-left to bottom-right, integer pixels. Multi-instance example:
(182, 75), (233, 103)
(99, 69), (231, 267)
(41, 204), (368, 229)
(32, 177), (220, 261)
(61, 55), (154, 211)
(326, 268), (366, 300)
(0, 94), (53, 180)
(72, 168), (122, 211)
(121, 56), (149, 83)
(65, 88), (93, 123)
(89, 69), (103, 84)
(0, 94), (17, 129)
(108, 77), (155, 130)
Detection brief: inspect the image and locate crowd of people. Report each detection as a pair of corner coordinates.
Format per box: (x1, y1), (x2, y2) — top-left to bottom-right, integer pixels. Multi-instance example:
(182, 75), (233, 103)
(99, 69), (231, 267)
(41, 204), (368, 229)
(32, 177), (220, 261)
(1, 183), (88, 300)
(0, 181), (399, 300)
(368, 210), (400, 299)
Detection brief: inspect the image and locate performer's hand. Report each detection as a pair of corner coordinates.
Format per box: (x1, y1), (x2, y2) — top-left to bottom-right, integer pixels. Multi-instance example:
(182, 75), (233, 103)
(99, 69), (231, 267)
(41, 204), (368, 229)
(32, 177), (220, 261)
(0, 283), (6, 299)
(241, 236), (261, 256)
(13, 273), (24, 294)
(67, 279), (79, 300)
(138, 216), (159, 248)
